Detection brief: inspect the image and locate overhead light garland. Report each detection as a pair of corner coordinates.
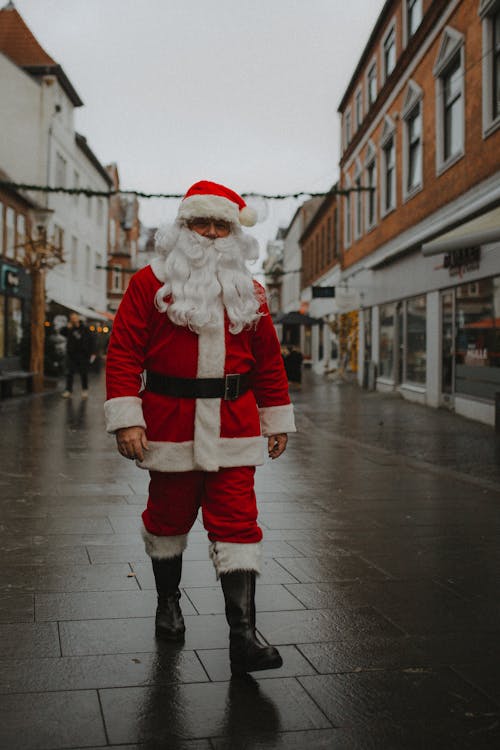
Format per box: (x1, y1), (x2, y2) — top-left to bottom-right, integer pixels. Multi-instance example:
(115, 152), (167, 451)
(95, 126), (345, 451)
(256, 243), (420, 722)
(0, 180), (372, 200)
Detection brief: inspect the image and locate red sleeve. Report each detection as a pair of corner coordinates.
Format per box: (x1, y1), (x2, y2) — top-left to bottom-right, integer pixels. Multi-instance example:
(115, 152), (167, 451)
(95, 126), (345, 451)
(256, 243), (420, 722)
(105, 268), (154, 400)
(251, 288), (290, 409)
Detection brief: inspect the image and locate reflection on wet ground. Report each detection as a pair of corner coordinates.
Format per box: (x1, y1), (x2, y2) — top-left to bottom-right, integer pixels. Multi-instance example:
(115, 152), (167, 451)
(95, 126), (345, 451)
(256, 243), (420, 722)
(0, 370), (499, 748)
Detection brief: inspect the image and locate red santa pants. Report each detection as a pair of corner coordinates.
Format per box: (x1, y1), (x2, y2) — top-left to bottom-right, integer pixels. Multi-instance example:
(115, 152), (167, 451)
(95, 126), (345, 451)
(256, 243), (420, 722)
(142, 466), (263, 544)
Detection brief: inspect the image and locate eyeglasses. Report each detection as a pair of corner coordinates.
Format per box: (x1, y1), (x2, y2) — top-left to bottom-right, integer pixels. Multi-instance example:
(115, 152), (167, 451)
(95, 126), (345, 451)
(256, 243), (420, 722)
(188, 217), (232, 235)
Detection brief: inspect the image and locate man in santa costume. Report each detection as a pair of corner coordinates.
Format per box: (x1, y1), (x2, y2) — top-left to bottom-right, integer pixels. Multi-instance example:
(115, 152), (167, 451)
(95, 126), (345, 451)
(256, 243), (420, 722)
(104, 180), (295, 676)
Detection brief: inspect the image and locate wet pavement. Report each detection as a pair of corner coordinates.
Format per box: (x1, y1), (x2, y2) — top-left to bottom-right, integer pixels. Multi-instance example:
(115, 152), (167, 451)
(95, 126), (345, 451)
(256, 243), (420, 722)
(0, 370), (499, 749)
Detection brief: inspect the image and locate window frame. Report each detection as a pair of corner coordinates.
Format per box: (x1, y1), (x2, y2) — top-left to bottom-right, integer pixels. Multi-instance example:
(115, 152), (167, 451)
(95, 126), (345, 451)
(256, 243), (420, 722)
(381, 18), (397, 84)
(380, 117), (397, 217)
(402, 81), (424, 202)
(403, 0), (423, 46)
(480, 0), (500, 137)
(364, 141), (378, 231)
(344, 107), (352, 149)
(354, 160), (364, 240)
(366, 57), (378, 110)
(343, 174), (352, 249)
(354, 86), (363, 130)
(434, 27), (465, 175)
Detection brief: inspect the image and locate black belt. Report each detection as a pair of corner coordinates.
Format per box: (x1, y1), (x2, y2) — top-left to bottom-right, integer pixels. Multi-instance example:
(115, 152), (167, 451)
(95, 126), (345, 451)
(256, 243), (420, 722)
(145, 370), (252, 400)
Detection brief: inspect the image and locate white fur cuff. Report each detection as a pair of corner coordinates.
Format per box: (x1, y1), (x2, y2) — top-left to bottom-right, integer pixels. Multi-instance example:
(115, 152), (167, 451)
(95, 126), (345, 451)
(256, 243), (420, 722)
(209, 541), (262, 577)
(142, 527), (188, 559)
(258, 404), (296, 436)
(104, 396), (146, 433)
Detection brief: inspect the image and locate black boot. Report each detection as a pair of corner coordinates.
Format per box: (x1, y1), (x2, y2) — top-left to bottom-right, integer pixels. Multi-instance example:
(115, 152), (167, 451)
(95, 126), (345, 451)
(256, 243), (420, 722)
(220, 570), (283, 675)
(151, 556), (185, 641)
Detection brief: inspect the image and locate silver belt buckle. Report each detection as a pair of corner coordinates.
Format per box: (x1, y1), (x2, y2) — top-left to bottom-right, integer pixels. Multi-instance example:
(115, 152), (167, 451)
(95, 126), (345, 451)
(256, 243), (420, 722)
(224, 373), (240, 400)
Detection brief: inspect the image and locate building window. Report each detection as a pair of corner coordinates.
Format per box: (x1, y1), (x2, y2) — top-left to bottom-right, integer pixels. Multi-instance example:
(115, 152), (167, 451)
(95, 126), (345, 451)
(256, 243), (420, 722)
(16, 214), (26, 261)
(5, 207), (15, 259)
(354, 169), (363, 239)
(87, 190), (92, 218)
(95, 252), (102, 286)
(73, 171), (80, 205)
(443, 56), (463, 161)
(355, 88), (363, 129)
(0, 204), (3, 254)
(5, 297), (23, 357)
(434, 27), (465, 173)
(407, 105), (422, 193)
(97, 198), (104, 226)
(71, 236), (78, 276)
(406, 0), (422, 42)
(380, 121), (396, 216)
(344, 182), (352, 248)
(480, 1), (500, 135)
(367, 61), (377, 107)
(55, 152), (67, 188)
(345, 109), (352, 147)
(112, 265), (122, 292)
(365, 156), (377, 229)
(85, 245), (92, 283)
(383, 23), (396, 81)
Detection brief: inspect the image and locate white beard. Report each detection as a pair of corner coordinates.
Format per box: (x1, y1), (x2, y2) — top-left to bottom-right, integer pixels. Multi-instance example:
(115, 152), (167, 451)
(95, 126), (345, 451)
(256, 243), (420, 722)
(154, 223), (262, 335)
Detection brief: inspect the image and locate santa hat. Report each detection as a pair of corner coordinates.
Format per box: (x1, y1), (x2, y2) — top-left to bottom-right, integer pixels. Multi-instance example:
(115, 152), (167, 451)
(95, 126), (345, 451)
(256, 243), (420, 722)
(177, 180), (257, 227)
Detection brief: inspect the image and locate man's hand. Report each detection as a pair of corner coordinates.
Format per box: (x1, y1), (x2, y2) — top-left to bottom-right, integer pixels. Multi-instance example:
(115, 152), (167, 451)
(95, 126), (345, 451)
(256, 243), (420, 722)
(116, 427), (149, 462)
(268, 433), (288, 460)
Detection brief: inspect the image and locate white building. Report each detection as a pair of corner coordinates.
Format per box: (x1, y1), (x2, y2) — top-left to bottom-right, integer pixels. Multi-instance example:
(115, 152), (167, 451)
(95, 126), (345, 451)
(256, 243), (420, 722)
(0, 2), (111, 322)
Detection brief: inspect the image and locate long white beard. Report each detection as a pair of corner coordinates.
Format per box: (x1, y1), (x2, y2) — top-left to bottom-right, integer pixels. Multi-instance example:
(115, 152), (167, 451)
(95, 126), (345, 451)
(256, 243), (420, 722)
(154, 224), (262, 335)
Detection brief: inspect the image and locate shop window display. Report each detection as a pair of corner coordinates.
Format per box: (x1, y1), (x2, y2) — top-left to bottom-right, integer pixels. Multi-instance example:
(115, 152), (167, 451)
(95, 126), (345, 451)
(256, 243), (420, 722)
(379, 302), (396, 379)
(405, 295), (426, 384)
(455, 277), (500, 400)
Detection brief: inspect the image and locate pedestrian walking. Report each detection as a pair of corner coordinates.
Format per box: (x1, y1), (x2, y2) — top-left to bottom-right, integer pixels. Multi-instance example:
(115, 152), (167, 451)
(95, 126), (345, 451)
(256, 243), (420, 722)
(61, 312), (96, 398)
(104, 180), (296, 675)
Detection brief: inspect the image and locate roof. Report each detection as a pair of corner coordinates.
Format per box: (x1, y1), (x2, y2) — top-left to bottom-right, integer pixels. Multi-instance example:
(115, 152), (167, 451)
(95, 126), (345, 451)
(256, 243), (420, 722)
(338, 0), (392, 112)
(0, 166), (41, 208)
(0, 2), (83, 106)
(75, 134), (114, 187)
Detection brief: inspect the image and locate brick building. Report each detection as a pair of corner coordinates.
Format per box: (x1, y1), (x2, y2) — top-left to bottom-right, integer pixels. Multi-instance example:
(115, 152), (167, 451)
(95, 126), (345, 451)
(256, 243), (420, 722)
(106, 164), (140, 313)
(334, 0), (500, 424)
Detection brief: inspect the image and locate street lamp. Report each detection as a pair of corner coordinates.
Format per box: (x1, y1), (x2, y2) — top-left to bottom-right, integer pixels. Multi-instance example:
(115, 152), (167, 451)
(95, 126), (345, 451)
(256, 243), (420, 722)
(22, 207), (64, 392)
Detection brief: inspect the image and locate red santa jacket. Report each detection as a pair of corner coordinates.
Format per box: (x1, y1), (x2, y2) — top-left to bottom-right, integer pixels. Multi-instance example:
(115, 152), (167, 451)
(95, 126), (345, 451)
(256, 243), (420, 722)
(104, 262), (295, 472)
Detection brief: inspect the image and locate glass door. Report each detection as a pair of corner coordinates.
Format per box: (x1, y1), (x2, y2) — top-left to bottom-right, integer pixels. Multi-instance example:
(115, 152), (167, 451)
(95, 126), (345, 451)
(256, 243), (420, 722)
(441, 290), (455, 403)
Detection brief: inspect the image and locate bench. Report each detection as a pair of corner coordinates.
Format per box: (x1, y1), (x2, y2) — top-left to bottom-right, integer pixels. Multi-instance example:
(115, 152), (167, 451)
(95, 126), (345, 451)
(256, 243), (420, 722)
(0, 369), (35, 398)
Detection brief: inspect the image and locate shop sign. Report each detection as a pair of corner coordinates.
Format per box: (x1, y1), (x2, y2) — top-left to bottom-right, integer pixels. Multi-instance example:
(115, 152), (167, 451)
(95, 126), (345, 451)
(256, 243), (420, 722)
(444, 246), (481, 276)
(312, 286), (336, 298)
(0, 264), (20, 292)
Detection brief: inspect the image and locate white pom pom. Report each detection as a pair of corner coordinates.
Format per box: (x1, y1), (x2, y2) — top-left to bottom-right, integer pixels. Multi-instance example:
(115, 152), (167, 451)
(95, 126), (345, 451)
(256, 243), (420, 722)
(239, 206), (258, 227)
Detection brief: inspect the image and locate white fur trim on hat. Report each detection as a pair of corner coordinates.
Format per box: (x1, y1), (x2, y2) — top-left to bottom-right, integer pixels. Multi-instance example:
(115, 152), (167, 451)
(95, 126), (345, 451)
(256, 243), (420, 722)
(209, 541), (262, 577)
(178, 194), (240, 224)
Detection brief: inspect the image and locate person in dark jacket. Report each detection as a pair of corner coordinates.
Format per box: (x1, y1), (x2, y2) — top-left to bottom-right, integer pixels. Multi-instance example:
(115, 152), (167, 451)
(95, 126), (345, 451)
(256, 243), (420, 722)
(61, 313), (96, 398)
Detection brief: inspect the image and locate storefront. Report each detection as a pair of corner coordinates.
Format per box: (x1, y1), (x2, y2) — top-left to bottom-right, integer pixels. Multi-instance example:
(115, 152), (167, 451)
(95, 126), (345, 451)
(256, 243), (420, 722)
(0, 259), (31, 370)
(349, 201), (500, 425)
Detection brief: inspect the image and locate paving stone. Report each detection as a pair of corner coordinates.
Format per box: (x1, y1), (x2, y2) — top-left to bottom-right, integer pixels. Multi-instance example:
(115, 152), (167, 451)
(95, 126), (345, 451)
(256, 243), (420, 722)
(0, 563), (140, 593)
(185, 584), (305, 615)
(276, 554), (390, 583)
(256, 607), (403, 645)
(0, 690), (106, 749)
(0, 651), (207, 693)
(59, 614), (230, 655)
(196, 645), (316, 681)
(298, 669), (500, 726)
(35, 589), (196, 621)
(99, 677), (331, 743)
(0, 593), (34, 623)
(297, 635), (433, 673)
(0, 622), (60, 658)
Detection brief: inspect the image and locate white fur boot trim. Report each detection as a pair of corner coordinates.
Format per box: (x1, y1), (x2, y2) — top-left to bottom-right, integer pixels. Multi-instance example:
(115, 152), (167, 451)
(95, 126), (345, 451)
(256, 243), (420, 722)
(209, 541), (262, 578)
(142, 526), (188, 559)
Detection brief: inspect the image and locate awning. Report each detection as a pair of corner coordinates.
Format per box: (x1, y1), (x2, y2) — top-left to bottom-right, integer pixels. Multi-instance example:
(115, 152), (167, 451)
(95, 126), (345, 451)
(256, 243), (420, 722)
(274, 310), (320, 326)
(48, 297), (110, 322)
(94, 309), (116, 322)
(421, 206), (500, 256)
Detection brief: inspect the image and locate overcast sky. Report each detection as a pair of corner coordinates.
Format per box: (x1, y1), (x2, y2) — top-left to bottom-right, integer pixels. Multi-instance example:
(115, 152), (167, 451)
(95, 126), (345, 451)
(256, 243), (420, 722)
(14, 0), (384, 257)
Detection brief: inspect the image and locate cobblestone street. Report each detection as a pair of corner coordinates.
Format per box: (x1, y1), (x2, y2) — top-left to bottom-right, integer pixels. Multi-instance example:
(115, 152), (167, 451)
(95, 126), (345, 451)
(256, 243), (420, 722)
(1, 370), (499, 749)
